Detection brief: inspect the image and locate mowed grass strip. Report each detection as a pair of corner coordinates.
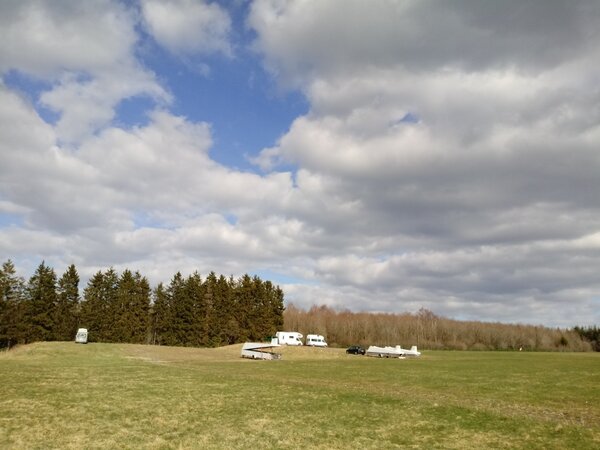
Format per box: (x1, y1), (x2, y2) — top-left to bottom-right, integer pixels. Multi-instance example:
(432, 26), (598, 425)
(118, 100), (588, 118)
(0, 342), (598, 449)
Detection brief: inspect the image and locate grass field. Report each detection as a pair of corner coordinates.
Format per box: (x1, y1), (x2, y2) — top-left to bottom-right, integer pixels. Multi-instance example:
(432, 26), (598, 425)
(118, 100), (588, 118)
(0, 343), (598, 449)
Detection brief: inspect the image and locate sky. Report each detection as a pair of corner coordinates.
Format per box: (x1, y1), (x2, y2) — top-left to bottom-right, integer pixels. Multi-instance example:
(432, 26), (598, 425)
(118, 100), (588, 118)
(1, 0), (599, 327)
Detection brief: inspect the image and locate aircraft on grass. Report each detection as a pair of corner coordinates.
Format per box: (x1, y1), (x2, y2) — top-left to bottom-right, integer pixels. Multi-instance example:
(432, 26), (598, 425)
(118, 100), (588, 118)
(366, 345), (421, 358)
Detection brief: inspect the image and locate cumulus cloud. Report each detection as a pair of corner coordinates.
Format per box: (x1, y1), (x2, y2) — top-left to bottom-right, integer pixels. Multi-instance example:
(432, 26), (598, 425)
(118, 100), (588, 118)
(141, 0), (232, 57)
(0, 0), (135, 77)
(0, 83), (302, 287)
(248, 0), (600, 325)
(1, 1), (599, 327)
(248, 0), (597, 85)
(0, 0), (168, 143)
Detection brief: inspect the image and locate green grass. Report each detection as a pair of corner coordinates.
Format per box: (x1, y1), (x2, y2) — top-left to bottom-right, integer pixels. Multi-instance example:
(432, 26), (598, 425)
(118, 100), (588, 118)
(1, 343), (598, 449)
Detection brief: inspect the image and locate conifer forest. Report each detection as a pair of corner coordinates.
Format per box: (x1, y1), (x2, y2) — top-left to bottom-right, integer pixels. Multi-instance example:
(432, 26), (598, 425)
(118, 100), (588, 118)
(0, 260), (284, 349)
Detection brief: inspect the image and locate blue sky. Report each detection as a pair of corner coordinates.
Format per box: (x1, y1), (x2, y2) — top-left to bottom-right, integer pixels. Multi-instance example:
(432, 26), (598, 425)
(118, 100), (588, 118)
(1, 0), (599, 327)
(4, 1), (307, 171)
(136, 30), (308, 170)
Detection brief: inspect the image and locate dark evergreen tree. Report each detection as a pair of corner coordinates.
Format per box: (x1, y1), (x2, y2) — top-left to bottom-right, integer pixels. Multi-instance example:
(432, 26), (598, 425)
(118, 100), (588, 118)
(272, 285), (285, 331)
(80, 271), (104, 342)
(0, 264), (5, 348)
(233, 274), (255, 342)
(184, 272), (207, 347)
(0, 260), (26, 348)
(113, 269), (136, 342)
(167, 272), (188, 346)
(243, 277), (285, 341)
(203, 271), (220, 346)
(264, 281), (285, 336)
(80, 268), (119, 342)
(25, 262), (58, 343)
(250, 276), (268, 340)
(130, 271), (150, 344)
(218, 275), (239, 345)
(112, 269), (150, 344)
(99, 268), (119, 342)
(54, 264), (79, 341)
(151, 282), (172, 345)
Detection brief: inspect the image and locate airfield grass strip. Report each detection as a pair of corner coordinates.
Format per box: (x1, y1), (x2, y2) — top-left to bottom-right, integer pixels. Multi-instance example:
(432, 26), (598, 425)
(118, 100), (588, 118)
(0, 342), (598, 449)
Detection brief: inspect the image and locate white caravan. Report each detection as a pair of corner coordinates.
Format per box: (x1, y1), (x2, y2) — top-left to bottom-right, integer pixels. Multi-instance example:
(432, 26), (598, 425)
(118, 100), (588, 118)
(271, 331), (303, 346)
(305, 334), (328, 347)
(241, 342), (282, 360)
(75, 328), (88, 344)
(366, 345), (421, 358)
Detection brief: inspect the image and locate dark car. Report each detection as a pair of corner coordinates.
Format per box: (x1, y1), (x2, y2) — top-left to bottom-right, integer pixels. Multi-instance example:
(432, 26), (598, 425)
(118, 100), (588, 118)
(346, 345), (366, 355)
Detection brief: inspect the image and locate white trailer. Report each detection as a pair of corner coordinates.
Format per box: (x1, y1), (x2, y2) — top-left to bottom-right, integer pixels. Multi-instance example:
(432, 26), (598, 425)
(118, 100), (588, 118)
(75, 328), (88, 344)
(366, 345), (421, 358)
(241, 342), (282, 360)
(305, 334), (328, 347)
(271, 331), (303, 346)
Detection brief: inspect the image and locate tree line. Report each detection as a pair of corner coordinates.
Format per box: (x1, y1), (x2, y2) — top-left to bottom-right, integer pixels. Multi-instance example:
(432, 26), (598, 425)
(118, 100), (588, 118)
(284, 304), (596, 351)
(0, 260), (284, 349)
(3, 259), (596, 352)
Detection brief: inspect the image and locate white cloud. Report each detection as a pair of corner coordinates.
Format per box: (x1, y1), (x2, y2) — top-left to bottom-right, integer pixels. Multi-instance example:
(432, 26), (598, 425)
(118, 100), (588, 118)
(247, 0), (600, 325)
(248, 0), (597, 86)
(0, 84), (305, 286)
(1, 1), (599, 327)
(141, 0), (232, 57)
(0, 0), (169, 143)
(0, 0), (136, 77)
(39, 67), (169, 143)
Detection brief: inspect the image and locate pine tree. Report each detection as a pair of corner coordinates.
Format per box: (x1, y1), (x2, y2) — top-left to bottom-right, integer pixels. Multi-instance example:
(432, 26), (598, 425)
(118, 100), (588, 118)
(110, 269), (150, 344)
(185, 272), (207, 347)
(151, 282), (172, 345)
(272, 285), (285, 332)
(25, 262), (58, 343)
(218, 275), (239, 345)
(80, 269), (118, 342)
(0, 260), (26, 348)
(250, 276), (268, 340)
(130, 271), (150, 344)
(100, 268), (119, 342)
(54, 264), (80, 341)
(167, 272), (188, 346)
(113, 269), (136, 342)
(0, 261), (9, 348)
(233, 274), (254, 342)
(80, 271), (103, 341)
(204, 271), (220, 346)
(263, 281), (285, 337)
